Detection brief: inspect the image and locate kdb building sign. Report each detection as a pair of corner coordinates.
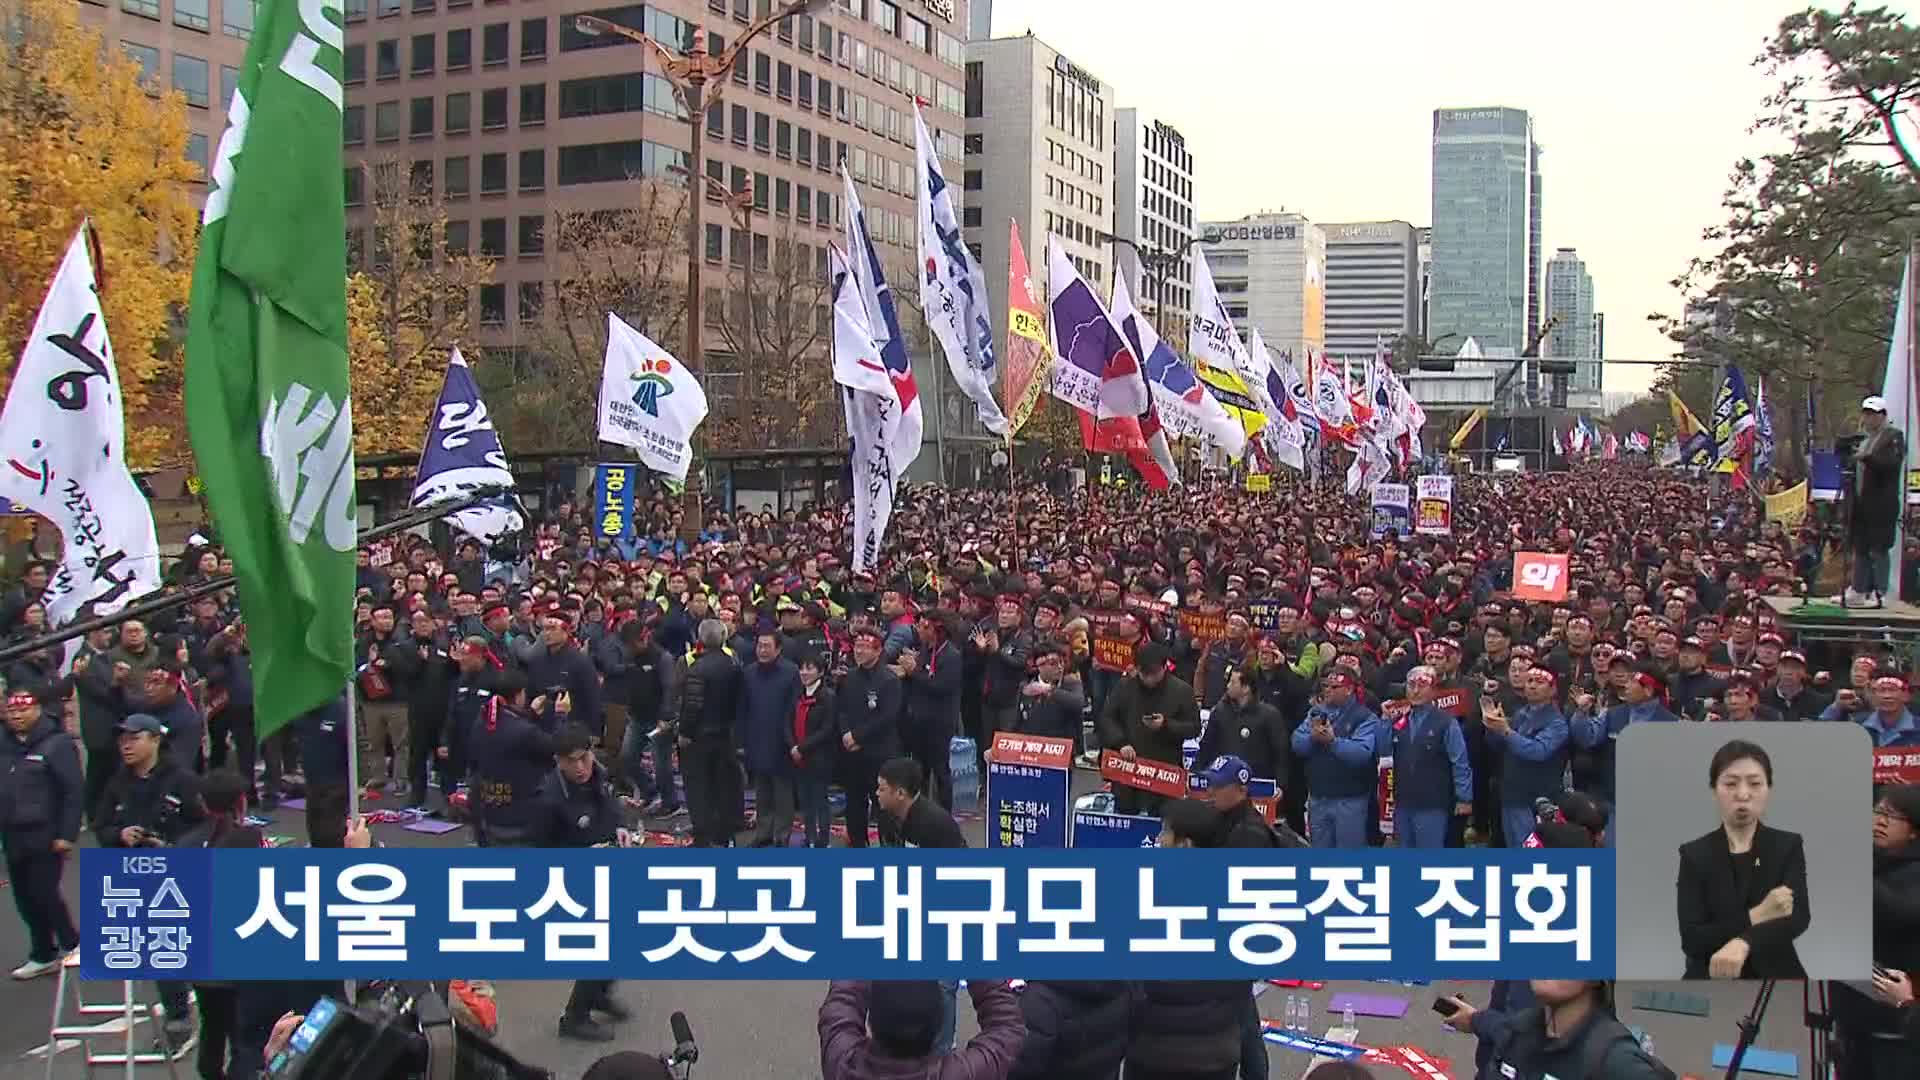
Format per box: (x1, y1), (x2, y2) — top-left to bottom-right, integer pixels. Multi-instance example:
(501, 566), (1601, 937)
(1206, 223), (1299, 242)
(1054, 54), (1101, 93)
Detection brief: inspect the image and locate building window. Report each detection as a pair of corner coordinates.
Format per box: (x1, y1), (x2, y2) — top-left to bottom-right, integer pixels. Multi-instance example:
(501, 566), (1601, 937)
(776, 61), (792, 101)
(520, 83), (545, 126)
(817, 20), (831, 55)
(173, 0), (209, 30)
(480, 152), (506, 194)
(963, 169), (980, 191)
(410, 95), (433, 137)
(172, 53), (209, 108)
(519, 148), (544, 191)
(753, 171), (769, 211)
(817, 132), (831, 168)
(446, 92), (470, 133)
(481, 87), (507, 130)
(344, 166), (364, 205)
(221, 0), (253, 38)
(775, 120), (791, 159)
(122, 0), (160, 18)
(343, 43), (365, 84)
(479, 284), (505, 325)
(482, 22), (508, 66)
(796, 125), (812, 165)
(376, 38), (399, 79)
(707, 102), (723, 138)
(378, 0), (399, 16)
(556, 140), (686, 186)
(518, 282), (543, 321)
(774, 178), (790, 217)
(753, 232), (769, 269)
(704, 223), (723, 263)
(344, 106), (365, 145)
(410, 159), (433, 196)
(444, 220), (469, 257)
(374, 100), (399, 141)
(753, 112), (769, 152)
(444, 157), (470, 198)
(411, 33), (433, 75)
(521, 17), (547, 61)
(479, 218), (505, 257)
(797, 183), (812, 221)
(798, 72), (813, 110)
(342, 0), (364, 19)
(817, 189), (831, 226)
(903, 13), (928, 51)
(413, 0), (435, 12)
(517, 214), (544, 255)
(961, 205), (981, 228)
(731, 47), (746, 86)
(730, 104), (747, 146)
(729, 165), (747, 196)
(754, 51), (771, 93)
(447, 28), (471, 71)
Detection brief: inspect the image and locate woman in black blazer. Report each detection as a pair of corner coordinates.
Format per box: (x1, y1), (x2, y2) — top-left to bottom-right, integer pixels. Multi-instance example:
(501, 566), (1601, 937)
(1676, 738), (1810, 978)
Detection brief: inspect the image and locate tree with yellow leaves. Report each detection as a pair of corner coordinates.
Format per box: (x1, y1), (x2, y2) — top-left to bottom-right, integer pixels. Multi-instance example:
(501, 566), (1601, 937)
(345, 154), (497, 456)
(0, 0), (200, 466)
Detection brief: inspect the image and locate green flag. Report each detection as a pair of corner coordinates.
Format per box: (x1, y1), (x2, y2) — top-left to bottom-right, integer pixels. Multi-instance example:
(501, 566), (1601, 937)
(185, 0), (355, 739)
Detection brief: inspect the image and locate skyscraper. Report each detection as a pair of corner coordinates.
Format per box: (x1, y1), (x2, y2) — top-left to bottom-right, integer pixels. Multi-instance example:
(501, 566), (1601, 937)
(1198, 212), (1326, 364)
(1545, 247), (1598, 393)
(1430, 107), (1540, 399)
(968, 0), (991, 40)
(1322, 220), (1419, 363)
(1115, 109), (1195, 343)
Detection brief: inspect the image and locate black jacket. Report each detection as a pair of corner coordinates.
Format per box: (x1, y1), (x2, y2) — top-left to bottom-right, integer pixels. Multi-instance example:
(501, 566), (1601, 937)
(837, 662), (904, 760)
(790, 681), (840, 775)
(676, 650), (743, 744)
(93, 761), (203, 847)
(622, 642), (674, 736)
(0, 717), (83, 850)
(901, 638), (964, 744)
(1850, 423), (1907, 550)
(524, 643), (604, 737)
(149, 694), (204, 774)
(293, 696), (351, 785)
(1676, 823), (1809, 979)
(1013, 677), (1087, 742)
(1760, 684), (1830, 724)
(1219, 797), (1295, 848)
(1009, 981), (1137, 1080)
(1832, 839), (1920, 1037)
(1195, 696), (1289, 784)
(895, 796), (966, 849)
(470, 700), (557, 838)
(1097, 674), (1202, 770)
(1122, 981), (1245, 1076)
(1486, 1004), (1673, 1079)
(536, 762), (623, 847)
(71, 643), (125, 750)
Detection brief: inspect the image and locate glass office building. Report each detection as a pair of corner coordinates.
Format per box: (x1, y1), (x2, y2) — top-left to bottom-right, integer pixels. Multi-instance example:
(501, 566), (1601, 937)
(1429, 107), (1539, 400)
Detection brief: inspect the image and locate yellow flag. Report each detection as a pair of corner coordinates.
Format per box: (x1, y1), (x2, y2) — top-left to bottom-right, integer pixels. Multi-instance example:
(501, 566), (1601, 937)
(1195, 362), (1268, 439)
(1763, 482), (1809, 524)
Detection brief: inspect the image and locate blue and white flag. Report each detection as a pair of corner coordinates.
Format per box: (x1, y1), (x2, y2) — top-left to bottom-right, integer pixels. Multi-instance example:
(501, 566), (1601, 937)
(914, 105), (1006, 437)
(1754, 376), (1776, 479)
(830, 244), (901, 575)
(598, 314), (708, 484)
(843, 167), (923, 472)
(411, 349), (523, 542)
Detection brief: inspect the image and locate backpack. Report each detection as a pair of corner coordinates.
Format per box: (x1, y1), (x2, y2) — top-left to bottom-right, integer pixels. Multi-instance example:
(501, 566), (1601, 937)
(1581, 1013), (1677, 1080)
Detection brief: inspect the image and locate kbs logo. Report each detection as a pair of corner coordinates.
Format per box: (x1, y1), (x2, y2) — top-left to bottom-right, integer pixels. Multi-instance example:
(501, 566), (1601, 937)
(1511, 552), (1571, 601)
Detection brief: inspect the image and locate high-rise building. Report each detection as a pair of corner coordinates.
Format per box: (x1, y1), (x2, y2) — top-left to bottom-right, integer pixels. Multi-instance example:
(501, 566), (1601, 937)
(966, 0), (989, 39)
(1322, 220), (1419, 363)
(1199, 212), (1325, 365)
(1593, 311), (1605, 363)
(1114, 108), (1194, 343)
(1544, 247), (1597, 392)
(962, 33), (1113, 353)
(1416, 225), (1432, 339)
(79, 0), (258, 196)
(1430, 106), (1540, 399)
(341, 0), (971, 422)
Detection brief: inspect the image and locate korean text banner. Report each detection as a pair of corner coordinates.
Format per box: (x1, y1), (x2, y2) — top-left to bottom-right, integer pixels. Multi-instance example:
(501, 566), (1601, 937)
(81, 848), (1612, 981)
(593, 463), (635, 539)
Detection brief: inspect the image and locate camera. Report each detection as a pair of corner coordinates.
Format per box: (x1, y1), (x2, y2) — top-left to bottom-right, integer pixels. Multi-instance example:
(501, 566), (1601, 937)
(265, 981), (552, 1080)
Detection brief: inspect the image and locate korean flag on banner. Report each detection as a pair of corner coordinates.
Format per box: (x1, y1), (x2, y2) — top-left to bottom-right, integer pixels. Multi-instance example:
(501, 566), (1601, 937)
(410, 349), (525, 542)
(598, 313), (709, 484)
(914, 103), (1007, 436)
(0, 223), (161, 634)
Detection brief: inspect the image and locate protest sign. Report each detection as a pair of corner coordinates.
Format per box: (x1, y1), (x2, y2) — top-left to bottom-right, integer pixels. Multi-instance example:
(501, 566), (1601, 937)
(1873, 747), (1920, 786)
(1092, 635), (1138, 673)
(1100, 750), (1190, 799)
(987, 732), (1072, 848)
(1180, 608), (1229, 645)
(1414, 475), (1453, 536)
(594, 463), (636, 538)
(1246, 473), (1272, 492)
(1370, 483), (1411, 539)
(1511, 551), (1571, 602)
(1070, 811), (1161, 848)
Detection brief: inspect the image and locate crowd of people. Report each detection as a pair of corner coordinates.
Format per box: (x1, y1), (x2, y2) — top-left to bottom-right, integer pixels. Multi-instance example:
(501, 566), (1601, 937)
(2, 457), (1918, 1078)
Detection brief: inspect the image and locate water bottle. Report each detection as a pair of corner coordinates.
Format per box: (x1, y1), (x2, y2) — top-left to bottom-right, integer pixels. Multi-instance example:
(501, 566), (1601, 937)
(948, 736), (980, 813)
(1298, 995), (1312, 1034)
(1284, 995), (1299, 1032)
(1341, 1003), (1355, 1030)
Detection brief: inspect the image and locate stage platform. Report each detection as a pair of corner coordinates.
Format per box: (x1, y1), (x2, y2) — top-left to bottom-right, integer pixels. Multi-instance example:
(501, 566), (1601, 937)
(1763, 595), (1920, 664)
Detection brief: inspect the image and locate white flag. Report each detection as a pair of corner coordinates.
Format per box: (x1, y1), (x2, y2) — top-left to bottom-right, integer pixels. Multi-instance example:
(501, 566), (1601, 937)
(1190, 249), (1273, 415)
(597, 313), (708, 483)
(0, 224), (161, 635)
(914, 105), (1007, 436)
(831, 245), (900, 574)
(843, 166), (924, 472)
(1249, 328), (1304, 471)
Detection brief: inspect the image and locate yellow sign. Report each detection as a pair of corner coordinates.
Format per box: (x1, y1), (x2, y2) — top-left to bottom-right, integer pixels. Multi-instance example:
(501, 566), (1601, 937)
(1764, 482), (1809, 525)
(1245, 474), (1272, 492)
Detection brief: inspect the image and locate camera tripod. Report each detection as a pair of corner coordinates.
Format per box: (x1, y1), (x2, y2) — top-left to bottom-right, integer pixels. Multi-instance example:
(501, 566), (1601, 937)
(1721, 979), (1832, 1080)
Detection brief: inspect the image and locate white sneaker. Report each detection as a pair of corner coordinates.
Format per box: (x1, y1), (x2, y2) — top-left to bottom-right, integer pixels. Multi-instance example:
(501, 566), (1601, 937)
(11, 958), (59, 980)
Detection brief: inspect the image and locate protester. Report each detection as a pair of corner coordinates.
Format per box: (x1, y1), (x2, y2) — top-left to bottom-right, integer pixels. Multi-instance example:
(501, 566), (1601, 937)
(1292, 669), (1379, 849)
(818, 979), (1024, 1080)
(1098, 641), (1200, 815)
(2, 684), (81, 981)
(675, 619), (745, 847)
(1385, 665), (1474, 849)
(536, 724), (633, 1042)
(838, 625), (904, 847)
(1008, 981), (1136, 1080)
(1831, 782), (1920, 1078)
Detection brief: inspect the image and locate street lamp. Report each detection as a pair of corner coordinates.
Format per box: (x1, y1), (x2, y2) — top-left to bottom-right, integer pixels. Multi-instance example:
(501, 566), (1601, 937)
(573, 0), (827, 532)
(669, 163), (758, 405)
(1098, 230), (1214, 344)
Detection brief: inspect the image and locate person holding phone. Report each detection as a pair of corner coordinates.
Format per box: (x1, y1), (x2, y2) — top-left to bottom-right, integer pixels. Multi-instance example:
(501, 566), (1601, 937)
(1485, 667), (1570, 850)
(1097, 641), (1199, 816)
(1676, 739), (1809, 979)
(1290, 669), (1379, 849)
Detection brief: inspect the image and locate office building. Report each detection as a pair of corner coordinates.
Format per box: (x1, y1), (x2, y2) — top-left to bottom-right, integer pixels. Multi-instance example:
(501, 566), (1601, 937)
(79, 0), (257, 195)
(1322, 220), (1419, 363)
(1416, 224), (1432, 340)
(1199, 211), (1325, 365)
(962, 32), (1113, 352)
(340, 0), (971, 414)
(1430, 106), (1541, 399)
(1114, 108), (1194, 343)
(1593, 311), (1605, 364)
(1545, 247), (1597, 392)
(966, 0), (988, 39)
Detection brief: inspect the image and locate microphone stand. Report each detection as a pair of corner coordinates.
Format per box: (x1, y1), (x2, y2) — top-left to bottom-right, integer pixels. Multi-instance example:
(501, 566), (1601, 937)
(1722, 978), (1774, 1080)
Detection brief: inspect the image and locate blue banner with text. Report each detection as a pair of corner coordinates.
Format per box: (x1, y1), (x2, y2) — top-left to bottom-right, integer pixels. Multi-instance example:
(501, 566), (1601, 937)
(80, 848), (1613, 981)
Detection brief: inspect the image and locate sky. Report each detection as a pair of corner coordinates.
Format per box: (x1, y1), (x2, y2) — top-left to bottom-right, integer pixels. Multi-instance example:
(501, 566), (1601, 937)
(986, 0), (1836, 395)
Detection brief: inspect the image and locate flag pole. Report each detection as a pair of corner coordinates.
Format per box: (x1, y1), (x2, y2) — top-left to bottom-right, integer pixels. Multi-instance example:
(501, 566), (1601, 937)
(1902, 235), (1920, 599)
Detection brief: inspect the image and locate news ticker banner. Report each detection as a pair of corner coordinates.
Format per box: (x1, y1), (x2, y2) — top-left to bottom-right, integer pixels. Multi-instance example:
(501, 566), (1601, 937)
(81, 849), (1611, 981)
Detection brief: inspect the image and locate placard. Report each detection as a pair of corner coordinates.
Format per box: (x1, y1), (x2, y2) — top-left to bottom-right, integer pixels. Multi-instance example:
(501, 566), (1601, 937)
(1432, 687), (1468, 718)
(1180, 608), (1229, 644)
(1370, 483), (1411, 539)
(1414, 475), (1453, 536)
(1245, 473), (1272, 493)
(1070, 811), (1161, 848)
(1873, 747), (1920, 786)
(987, 731), (1072, 849)
(1377, 753), (1397, 836)
(595, 463), (636, 539)
(1245, 599), (1285, 632)
(1100, 750), (1190, 799)
(1091, 635), (1137, 673)
(1511, 551), (1571, 602)
(1124, 594), (1171, 620)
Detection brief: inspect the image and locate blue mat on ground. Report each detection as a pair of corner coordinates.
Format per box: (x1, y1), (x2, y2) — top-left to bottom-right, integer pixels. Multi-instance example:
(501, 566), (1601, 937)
(1711, 1045), (1798, 1077)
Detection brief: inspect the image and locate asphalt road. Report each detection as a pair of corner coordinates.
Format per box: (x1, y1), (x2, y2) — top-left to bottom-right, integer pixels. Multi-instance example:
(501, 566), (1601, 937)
(0, 770), (1829, 1080)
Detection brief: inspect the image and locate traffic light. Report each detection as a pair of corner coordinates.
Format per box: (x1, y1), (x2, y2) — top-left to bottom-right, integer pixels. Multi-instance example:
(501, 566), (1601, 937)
(1539, 357), (1578, 376)
(1417, 355), (1455, 372)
